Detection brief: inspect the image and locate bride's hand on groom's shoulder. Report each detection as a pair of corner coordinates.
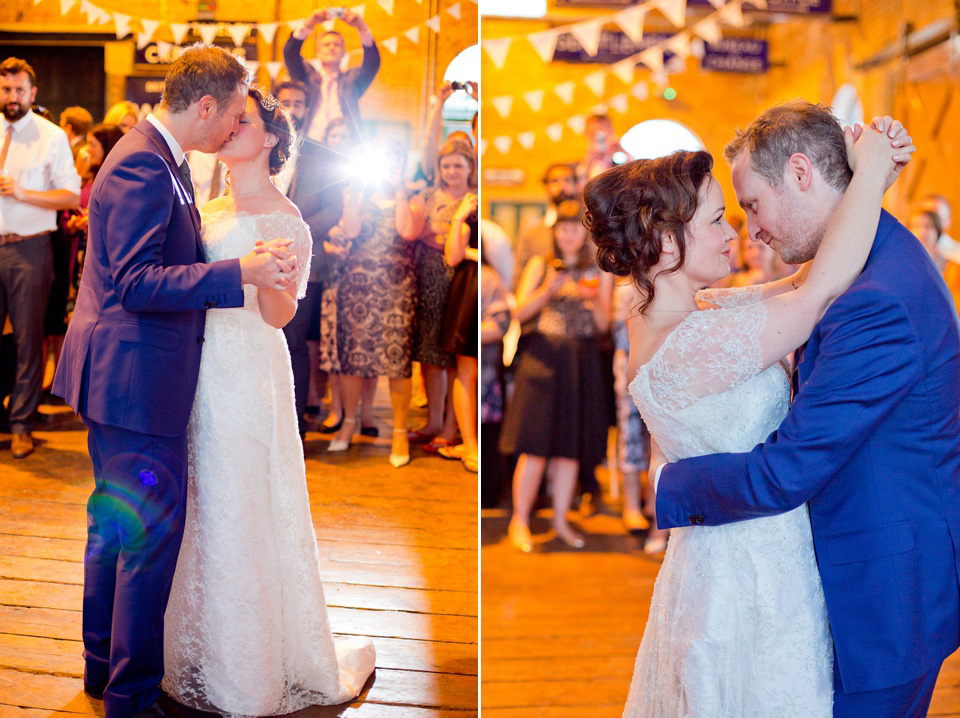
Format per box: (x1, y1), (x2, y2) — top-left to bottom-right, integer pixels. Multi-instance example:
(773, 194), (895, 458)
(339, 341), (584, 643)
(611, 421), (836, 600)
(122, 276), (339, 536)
(847, 116), (915, 192)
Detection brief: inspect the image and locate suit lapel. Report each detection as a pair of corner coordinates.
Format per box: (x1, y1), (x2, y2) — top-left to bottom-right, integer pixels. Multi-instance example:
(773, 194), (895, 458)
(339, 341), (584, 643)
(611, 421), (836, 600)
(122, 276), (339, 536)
(133, 122), (204, 253)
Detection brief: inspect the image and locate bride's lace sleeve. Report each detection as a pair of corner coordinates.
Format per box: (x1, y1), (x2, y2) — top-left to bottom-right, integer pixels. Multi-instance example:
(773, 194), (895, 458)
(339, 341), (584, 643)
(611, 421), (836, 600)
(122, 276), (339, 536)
(256, 214), (313, 300)
(644, 302), (767, 412)
(696, 283), (764, 307)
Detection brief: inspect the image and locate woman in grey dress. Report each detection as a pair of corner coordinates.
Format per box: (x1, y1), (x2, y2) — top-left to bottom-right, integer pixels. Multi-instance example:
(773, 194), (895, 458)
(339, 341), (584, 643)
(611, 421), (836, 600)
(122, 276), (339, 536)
(329, 141), (423, 467)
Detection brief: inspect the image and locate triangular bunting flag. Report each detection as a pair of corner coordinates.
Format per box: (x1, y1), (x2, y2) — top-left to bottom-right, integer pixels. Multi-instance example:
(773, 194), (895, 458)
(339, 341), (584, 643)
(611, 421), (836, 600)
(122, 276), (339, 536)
(246, 60), (260, 77)
(265, 61), (284, 80)
(610, 93), (629, 114)
(136, 33), (152, 50)
(352, 4), (365, 20)
(493, 136), (511, 155)
(95, 4), (111, 23)
(614, 5), (646, 46)
(546, 123), (563, 142)
(378, 0), (394, 14)
(655, 0), (687, 28)
(584, 69), (606, 97)
(447, 2), (460, 20)
(665, 32), (691, 59)
(554, 81), (575, 104)
(570, 17), (605, 57)
(60, 0), (76, 17)
(651, 68), (668, 87)
(156, 40), (173, 55)
(113, 12), (131, 39)
(632, 81), (649, 100)
(197, 23), (218, 45)
(257, 22), (278, 44)
(720, 2), (744, 28)
(690, 37), (706, 59)
(382, 36), (398, 53)
(492, 96), (513, 118)
(567, 115), (586, 135)
(693, 17), (721, 45)
(638, 46), (664, 73)
(611, 58), (635, 85)
(171, 22), (190, 44)
(517, 132), (535, 150)
(483, 37), (511, 69)
(527, 29), (559, 63)
(523, 89), (544, 112)
(426, 15), (441, 33)
(322, 19), (336, 31)
(591, 102), (609, 115)
(140, 18), (159, 41)
(32, 0), (42, 8)
(404, 26), (420, 45)
(228, 24), (250, 47)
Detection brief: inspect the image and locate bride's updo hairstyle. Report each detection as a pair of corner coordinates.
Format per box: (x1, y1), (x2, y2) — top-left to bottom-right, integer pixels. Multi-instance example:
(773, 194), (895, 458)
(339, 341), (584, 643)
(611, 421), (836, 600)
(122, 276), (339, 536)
(248, 85), (296, 176)
(582, 150), (713, 313)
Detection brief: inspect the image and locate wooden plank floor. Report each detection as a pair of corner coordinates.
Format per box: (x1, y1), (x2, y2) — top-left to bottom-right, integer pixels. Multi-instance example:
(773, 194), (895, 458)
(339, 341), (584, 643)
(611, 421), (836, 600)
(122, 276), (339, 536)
(481, 476), (960, 716)
(0, 394), (478, 717)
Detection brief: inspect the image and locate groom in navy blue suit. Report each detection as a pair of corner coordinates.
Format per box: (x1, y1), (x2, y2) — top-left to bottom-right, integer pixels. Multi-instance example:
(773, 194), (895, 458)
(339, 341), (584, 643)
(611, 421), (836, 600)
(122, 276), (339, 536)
(53, 46), (298, 718)
(655, 102), (960, 717)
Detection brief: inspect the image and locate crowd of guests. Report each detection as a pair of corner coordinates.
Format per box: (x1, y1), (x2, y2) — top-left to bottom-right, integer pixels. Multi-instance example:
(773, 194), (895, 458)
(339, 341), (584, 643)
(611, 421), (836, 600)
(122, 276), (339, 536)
(483, 113), (959, 555)
(0, 13), (479, 472)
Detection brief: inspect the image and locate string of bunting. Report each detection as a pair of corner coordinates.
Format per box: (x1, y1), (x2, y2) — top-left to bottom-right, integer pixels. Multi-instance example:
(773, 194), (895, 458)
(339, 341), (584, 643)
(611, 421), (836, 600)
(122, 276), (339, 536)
(45, 0), (477, 80)
(483, 0), (762, 156)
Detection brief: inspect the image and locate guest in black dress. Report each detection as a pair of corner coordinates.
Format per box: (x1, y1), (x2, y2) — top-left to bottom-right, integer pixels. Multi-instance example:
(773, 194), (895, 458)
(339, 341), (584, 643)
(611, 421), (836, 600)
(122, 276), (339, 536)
(500, 201), (613, 552)
(441, 192), (479, 472)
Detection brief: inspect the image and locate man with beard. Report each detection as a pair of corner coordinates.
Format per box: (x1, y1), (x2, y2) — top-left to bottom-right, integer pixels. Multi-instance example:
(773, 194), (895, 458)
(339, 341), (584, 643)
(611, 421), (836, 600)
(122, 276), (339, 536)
(0, 57), (80, 458)
(276, 79), (342, 439)
(513, 162), (578, 289)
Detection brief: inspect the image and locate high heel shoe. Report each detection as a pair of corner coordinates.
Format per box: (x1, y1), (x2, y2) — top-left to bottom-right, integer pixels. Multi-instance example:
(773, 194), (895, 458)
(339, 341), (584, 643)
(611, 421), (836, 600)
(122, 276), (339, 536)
(318, 413), (344, 434)
(554, 525), (585, 550)
(389, 429), (410, 468)
(508, 519), (534, 553)
(328, 418), (356, 452)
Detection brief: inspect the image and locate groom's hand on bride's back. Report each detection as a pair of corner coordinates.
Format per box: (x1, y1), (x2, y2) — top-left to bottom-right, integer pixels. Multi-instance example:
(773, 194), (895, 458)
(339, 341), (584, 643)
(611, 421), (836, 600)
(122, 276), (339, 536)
(239, 238), (299, 290)
(847, 115), (915, 193)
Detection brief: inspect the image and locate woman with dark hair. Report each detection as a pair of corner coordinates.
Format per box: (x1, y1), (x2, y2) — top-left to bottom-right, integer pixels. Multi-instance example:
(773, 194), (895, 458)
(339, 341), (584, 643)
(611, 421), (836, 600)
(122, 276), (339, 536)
(162, 86), (375, 714)
(500, 200), (613, 551)
(408, 137), (476, 453)
(582, 129), (905, 715)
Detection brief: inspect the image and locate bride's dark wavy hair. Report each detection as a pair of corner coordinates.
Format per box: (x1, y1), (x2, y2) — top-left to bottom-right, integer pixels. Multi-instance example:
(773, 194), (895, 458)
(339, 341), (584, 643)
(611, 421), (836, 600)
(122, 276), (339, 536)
(248, 85), (297, 176)
(582, 150), (714, 314)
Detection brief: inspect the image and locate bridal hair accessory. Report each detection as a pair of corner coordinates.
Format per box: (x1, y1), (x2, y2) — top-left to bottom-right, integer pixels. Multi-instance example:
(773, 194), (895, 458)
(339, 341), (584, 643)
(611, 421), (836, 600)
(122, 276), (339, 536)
(252, 85), (281, 112)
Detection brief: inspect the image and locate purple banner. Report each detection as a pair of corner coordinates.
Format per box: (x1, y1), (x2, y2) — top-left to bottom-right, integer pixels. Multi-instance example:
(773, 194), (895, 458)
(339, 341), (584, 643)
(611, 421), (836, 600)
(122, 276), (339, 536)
(552, 30), (768, 73)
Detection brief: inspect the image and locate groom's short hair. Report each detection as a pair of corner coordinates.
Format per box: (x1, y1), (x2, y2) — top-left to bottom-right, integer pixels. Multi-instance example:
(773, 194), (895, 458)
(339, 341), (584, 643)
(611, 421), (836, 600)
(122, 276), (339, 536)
(161, 44), (250, 115)
(724, 100), (852, 193)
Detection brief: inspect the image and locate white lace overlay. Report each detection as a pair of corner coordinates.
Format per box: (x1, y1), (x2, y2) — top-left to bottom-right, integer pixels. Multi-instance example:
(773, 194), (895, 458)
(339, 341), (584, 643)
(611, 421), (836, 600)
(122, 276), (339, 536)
(625, 286), (832, 718)
(162, 210), (375, 716)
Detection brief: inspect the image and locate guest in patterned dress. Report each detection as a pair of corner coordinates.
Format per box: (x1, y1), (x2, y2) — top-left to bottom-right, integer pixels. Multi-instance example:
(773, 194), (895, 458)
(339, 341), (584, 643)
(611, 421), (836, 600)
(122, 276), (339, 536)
(409, 137), (476, 452)
(329, 141), (423, 467)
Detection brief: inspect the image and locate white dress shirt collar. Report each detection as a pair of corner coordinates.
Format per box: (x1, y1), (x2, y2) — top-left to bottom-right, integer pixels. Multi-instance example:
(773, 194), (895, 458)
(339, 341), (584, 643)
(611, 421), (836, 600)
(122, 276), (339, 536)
(1, 110), (36, 136)
(145, 113), (185, 166)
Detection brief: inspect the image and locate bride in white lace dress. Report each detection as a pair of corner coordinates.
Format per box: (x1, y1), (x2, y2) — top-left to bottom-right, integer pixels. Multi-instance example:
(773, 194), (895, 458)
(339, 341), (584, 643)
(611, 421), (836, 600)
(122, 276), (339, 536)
(162, 88), (375, 715)
(581, 125), (906, 716)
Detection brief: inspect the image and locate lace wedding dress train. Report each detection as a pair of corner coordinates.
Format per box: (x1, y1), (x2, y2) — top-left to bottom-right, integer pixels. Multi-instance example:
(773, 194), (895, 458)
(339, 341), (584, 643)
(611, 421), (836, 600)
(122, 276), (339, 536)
(162, 209), (376, 716)
(624, 285), (832, 717)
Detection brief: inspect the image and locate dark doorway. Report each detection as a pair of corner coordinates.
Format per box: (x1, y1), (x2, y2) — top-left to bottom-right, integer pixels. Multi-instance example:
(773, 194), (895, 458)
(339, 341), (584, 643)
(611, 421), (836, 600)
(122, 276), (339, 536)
(0, 39), (106, 124)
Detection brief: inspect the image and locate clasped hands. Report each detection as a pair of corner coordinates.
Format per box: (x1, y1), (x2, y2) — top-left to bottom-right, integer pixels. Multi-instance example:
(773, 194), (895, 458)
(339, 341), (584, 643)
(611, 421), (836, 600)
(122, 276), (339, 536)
(240, 238), (298, 291)
(846, 115), (916, 192)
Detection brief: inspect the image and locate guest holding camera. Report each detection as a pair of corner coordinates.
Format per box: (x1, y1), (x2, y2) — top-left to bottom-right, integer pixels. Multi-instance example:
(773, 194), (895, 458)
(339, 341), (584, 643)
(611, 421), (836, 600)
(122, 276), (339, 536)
(421, 81), (478, 183)
(283, 6), (380, 143)
(500, 201), (613, 552)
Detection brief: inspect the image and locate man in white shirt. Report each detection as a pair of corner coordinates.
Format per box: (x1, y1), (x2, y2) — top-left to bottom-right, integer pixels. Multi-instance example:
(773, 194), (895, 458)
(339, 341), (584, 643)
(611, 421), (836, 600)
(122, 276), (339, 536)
(0, 57), (80, 458)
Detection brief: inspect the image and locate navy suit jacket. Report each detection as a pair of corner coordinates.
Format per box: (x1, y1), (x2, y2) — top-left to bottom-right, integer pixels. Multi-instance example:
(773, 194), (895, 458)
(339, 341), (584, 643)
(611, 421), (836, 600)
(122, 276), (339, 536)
(53, 120), (244, 437)
(656, 209), (960, 692)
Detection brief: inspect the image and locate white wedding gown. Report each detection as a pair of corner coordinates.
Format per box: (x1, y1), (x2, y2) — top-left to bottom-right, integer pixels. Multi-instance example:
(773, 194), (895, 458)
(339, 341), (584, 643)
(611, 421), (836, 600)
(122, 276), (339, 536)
(162, 209), (376, 716)
(624, 285), (832, 717)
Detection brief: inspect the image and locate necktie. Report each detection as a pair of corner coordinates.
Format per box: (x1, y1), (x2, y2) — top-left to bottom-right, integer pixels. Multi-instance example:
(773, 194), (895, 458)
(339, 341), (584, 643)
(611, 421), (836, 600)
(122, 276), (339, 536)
(178, 159), (195, 203)
(0, 126), (13, 170)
